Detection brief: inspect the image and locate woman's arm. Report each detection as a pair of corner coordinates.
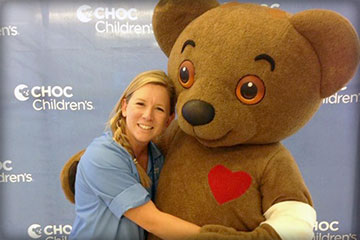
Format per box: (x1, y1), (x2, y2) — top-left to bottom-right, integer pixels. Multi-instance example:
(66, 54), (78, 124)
(124, 200), (200, 240)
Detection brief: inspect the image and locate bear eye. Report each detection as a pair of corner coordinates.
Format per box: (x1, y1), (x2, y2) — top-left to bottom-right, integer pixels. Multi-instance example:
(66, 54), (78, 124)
(178, 60), (195, 89)
(236, 75), (265, 105)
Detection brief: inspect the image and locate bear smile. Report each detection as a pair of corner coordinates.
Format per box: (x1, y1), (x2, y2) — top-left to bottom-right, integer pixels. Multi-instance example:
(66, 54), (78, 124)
(192, 128), (232, 143)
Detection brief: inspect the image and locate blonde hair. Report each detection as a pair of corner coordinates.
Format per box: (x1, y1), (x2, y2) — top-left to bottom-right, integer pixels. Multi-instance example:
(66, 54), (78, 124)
(107, 70), (176, 189)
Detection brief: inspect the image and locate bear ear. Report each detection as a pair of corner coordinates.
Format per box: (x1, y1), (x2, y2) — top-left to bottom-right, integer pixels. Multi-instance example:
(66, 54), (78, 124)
(152, 0), (220, 57)
(290, 10), (360, 98)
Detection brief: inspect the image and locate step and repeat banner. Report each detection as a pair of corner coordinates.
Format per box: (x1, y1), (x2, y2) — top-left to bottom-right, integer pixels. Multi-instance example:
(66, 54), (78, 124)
(0, 0), (359, 239)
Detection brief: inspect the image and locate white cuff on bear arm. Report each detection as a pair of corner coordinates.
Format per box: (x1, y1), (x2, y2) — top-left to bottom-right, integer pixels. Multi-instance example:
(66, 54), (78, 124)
(260, 201), (316, 240)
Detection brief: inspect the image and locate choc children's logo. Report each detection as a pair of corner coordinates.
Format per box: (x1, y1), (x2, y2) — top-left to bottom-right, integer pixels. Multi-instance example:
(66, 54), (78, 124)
(0, 160), (32, 183)
(323, 86), (360, 105)
(76, 4), (153, 35)
(314, 220), (357, 240)
(14, 84), (94, 111)
(28, 224), (72, 239)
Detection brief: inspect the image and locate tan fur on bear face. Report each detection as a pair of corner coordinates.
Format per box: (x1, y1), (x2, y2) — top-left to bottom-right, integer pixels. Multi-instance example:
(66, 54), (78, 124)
(167, 5), (321, 147)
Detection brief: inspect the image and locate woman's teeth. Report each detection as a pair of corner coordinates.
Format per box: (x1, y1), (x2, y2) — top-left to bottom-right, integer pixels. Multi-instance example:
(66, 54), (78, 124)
(138, 124), (153, 130)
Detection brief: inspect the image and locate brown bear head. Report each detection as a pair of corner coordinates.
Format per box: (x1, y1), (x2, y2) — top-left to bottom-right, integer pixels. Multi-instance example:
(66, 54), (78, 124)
(153, 1), (360, 147)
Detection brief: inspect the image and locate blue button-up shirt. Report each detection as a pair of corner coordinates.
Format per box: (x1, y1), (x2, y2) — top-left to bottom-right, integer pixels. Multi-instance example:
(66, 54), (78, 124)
(70, 131), (164, 240)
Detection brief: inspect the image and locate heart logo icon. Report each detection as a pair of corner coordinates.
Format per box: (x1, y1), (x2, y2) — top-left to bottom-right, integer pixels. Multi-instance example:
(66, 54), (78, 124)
(208, 165), (252, 205)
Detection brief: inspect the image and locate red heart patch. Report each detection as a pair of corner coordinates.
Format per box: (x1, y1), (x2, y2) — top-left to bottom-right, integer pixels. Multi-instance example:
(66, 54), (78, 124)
(208, 165), (252, 205)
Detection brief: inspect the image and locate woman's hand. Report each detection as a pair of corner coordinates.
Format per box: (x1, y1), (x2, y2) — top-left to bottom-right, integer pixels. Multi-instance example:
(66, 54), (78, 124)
(124, 200), (200, 240)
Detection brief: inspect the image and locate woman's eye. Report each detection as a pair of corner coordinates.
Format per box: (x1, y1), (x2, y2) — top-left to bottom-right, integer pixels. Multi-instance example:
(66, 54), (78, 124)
(235, 75), (265, 105)
(136, 102), (145, 106)
(178, 60), (195, 88)
(156, 107), (165, 112)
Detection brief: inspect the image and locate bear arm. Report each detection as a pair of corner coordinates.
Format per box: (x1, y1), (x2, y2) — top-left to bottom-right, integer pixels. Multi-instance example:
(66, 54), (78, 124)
(153, 119), (180, 156)
(261, 201), (316, 240)
(191, 201), (316, 240)
(187, 202), (315, 240)
(60, 149), (86, 203)
(260, 145), (313, 211)
(186, 223), (281, 240)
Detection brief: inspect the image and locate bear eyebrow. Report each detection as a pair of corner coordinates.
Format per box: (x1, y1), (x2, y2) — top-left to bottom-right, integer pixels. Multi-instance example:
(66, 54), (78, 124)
(255, 54), (275, 71)
(181, 40), (196, 53)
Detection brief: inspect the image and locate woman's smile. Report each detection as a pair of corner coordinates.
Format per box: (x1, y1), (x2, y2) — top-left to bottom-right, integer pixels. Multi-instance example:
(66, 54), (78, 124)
(137, 123), (154, 130)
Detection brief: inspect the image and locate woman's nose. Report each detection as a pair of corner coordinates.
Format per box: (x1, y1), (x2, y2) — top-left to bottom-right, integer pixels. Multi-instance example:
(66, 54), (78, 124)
(142, 107), (154, 121)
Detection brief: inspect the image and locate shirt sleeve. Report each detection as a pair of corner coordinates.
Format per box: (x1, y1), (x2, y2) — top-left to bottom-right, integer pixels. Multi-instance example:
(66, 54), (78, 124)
(77, 143), (151, 219)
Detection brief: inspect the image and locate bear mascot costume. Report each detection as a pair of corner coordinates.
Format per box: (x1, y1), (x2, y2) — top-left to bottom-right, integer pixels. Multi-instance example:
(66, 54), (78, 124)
(60, 1), (360, 239)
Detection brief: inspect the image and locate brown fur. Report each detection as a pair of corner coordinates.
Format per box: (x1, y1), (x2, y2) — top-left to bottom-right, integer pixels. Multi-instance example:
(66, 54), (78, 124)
(60, 149), (85, 203)
(149, 1), (359, 239)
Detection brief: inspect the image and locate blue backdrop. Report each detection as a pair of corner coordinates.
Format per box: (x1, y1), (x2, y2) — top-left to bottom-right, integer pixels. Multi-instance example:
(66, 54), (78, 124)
(0, 0), (359, 239)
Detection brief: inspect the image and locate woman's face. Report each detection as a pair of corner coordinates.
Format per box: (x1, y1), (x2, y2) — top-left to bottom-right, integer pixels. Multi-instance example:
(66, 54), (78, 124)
(122, 83), (173, 147)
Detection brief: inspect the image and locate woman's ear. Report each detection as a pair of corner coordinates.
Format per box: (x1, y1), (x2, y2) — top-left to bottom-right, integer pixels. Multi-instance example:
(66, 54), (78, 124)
(121, 99), (127, 117)
(166, 113), (175, 127)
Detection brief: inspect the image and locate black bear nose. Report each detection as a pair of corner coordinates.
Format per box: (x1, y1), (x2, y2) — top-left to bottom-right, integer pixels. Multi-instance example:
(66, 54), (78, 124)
(182, 100), (215, 126)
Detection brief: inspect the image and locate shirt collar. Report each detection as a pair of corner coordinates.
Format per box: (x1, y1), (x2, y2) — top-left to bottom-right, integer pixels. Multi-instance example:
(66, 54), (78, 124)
(148, 141), (162, 160)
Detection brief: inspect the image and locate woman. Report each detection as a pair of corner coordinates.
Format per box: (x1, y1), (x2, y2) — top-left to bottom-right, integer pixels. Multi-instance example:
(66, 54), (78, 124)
(70, 70), (200, 240)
